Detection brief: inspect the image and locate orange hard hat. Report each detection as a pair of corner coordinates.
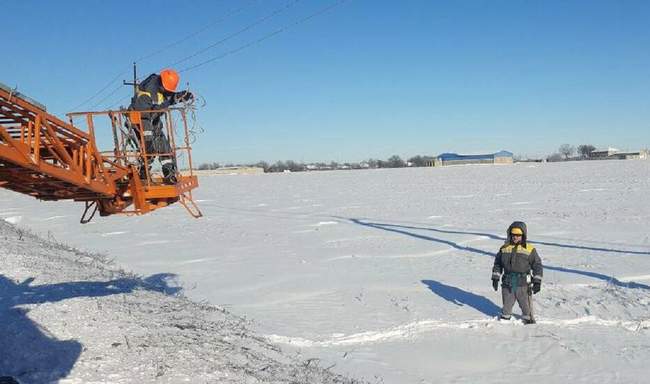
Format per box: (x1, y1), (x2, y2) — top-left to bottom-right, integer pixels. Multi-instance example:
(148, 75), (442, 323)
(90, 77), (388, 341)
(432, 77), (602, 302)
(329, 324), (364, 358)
(160, 69), (180, 92)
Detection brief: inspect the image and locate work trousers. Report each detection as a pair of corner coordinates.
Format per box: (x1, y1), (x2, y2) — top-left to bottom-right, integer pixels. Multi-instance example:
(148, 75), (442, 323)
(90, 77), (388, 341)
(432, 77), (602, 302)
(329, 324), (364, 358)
(142, 120), (173, 163)
(135, 119), (176, 178)
(501, 285), (533, 321)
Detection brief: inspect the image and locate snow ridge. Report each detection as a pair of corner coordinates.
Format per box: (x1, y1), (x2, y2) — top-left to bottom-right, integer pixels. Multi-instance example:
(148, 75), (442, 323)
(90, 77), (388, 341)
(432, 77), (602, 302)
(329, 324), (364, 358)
(0, 221), (362, 384)
(268, 316), (650, 347)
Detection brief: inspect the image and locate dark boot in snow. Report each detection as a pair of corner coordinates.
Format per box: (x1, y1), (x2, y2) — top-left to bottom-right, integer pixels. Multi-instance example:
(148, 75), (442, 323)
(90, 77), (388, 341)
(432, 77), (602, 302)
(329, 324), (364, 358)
(523, 318), (536, 325)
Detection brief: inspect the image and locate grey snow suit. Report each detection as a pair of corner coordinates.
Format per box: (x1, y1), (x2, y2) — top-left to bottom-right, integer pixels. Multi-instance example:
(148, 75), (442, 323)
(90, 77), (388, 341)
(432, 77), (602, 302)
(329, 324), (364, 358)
(492, 221), (543, 321)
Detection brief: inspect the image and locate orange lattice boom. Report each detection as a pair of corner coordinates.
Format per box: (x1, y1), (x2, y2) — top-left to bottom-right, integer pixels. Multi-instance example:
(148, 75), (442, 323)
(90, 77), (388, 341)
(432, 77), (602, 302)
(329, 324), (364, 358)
(0, 82), (202, 222)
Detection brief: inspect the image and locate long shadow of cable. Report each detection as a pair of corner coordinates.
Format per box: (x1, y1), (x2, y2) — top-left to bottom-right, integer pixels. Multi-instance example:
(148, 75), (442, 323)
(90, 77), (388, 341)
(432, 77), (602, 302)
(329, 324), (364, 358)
(0, 273), (181, 383)
(346, 218), (650, 290)
(348, 219), (650, 256)
(547, 266), (650, 289)
(421, 279), (501, 317)
(347, 218), (494, 256)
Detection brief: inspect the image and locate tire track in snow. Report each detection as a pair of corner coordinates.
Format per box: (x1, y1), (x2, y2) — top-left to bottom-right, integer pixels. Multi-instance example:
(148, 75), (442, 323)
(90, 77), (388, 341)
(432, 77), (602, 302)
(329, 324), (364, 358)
(267, 316), (650, 347)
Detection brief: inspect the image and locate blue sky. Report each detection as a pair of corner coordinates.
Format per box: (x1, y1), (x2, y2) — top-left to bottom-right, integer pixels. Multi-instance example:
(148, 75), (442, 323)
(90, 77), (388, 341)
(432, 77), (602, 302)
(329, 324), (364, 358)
(3, 0), (650, 163)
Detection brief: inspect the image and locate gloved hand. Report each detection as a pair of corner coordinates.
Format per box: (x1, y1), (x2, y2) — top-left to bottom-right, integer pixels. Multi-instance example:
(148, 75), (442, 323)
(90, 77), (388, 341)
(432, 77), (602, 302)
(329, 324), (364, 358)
(492, 278), (499, 291)
(532, 282), (541, 294)
(175, 91), (194, 103)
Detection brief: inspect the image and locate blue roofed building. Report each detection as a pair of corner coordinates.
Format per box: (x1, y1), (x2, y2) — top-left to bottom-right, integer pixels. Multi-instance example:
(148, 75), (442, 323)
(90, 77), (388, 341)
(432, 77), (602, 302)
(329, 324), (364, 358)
(431, 150), (513, 166)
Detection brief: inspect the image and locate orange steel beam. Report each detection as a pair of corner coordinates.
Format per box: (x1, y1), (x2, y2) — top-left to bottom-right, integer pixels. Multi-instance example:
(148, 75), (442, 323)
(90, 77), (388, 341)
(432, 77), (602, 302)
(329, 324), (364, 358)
(0, 88), (119, 199)
(0, 83), (202, 221)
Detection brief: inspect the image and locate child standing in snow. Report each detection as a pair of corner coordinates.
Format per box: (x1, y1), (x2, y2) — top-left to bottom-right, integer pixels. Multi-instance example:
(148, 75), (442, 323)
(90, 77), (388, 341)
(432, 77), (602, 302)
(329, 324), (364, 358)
(491, 221), (543, 324)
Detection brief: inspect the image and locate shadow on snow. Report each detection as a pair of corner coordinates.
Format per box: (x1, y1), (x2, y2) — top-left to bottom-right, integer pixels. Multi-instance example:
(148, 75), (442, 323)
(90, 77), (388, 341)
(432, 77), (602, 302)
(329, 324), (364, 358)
(0, 273), (181, 383)
(346, 219), (650, 256)
(421, 279), (501, 317)
(344, 218), (650, 290)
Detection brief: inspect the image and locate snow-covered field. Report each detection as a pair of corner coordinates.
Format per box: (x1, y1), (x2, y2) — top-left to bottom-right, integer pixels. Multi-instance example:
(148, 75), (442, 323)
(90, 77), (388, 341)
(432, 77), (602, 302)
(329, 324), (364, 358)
(2, 160), (650, 383)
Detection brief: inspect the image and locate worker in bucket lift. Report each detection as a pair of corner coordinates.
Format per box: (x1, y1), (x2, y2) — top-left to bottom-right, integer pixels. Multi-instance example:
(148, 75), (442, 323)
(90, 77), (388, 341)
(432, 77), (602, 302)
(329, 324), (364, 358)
(129, 68), (193, 184)
(491, 221), (543, 324)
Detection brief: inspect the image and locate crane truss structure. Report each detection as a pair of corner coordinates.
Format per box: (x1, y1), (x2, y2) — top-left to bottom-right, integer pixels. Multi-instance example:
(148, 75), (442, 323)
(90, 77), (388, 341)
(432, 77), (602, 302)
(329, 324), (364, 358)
(0, 82), (202, 222)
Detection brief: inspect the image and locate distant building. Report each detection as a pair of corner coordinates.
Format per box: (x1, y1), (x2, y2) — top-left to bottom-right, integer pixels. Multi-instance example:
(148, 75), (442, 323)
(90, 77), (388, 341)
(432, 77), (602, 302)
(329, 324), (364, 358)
(589, 147), (620, 158)
(588, 148), (648, 160)
(430, 150), (513, 166)
(609, 150), (648, 160)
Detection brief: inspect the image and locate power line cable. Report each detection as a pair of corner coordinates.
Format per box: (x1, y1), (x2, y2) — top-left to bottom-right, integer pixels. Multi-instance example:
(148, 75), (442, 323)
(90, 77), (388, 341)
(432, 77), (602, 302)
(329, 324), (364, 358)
(135, 0), (259, 63)
(90, 83), (127, 111)
(70, 0), (259, 112)
(179, 0), (350, 74)
(70, 70), (130, 112)
(99, 0), (303, 110)
(164, 0), (302, 71)
(101, 0), (351, 110)
(105, 90), (134, 110)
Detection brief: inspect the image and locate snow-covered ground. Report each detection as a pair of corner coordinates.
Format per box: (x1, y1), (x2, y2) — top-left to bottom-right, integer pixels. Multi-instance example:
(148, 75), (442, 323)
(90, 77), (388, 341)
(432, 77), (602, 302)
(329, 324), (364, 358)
(2, 160), (650, 383)
(0, 222), (359, 384)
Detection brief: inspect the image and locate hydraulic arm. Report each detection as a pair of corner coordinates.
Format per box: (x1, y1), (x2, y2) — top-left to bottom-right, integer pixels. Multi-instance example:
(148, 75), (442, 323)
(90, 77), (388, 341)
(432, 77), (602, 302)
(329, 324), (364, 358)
(0, 82), (202, 222)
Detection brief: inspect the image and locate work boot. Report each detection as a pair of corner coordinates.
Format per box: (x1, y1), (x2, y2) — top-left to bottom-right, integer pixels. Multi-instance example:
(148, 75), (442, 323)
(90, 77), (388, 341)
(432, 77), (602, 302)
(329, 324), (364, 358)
(162, 163), (177, 185)
(163, 173), (177, 185)
(137, 159), (151, 180)
(138, 167), (148, 180)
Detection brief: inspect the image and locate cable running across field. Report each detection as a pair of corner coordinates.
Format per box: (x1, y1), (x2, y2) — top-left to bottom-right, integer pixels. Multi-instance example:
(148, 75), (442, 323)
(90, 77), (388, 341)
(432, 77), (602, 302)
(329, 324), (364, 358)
(136, 0), (259, 64)
(165, 0), (303, 71)
(97, 0), (306, 110)
(100, 0), (351, 109)
(71, 0), (259, 112)
(179, 0), (350, 73)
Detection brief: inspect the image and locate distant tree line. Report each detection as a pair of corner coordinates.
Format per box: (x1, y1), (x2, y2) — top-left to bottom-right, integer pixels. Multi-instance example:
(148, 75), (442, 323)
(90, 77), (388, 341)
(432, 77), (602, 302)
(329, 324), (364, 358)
(196, 154), (436, 173)
(197, 162), (221, 170)
(546, 144), (596, 162)
(200, 144), (648, 171)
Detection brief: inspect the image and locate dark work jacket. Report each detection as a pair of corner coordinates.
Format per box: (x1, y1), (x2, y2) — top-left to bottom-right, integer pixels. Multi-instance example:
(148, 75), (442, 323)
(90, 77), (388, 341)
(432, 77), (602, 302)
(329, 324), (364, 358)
(492, 244), (543, 287)
(128, 74), (182, 136)
(130, 74), (179, 112)
(491, 221), (543, 286)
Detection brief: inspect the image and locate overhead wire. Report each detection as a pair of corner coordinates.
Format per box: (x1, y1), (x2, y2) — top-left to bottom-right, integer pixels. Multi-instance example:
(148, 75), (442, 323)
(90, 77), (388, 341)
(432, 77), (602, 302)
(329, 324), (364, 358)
(134, 0), (259, 63)
(90, 83), (127, 111)
(164, 0), (303, 71)
(70, 0), (259, 112)
(96, 0), (304, 111)
(70, 70), (130, 112)
(93, 0), (351, 177)
(179, 0), (350, 74)
(99, 0), (351, 110)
